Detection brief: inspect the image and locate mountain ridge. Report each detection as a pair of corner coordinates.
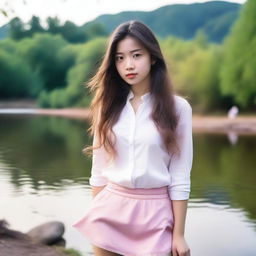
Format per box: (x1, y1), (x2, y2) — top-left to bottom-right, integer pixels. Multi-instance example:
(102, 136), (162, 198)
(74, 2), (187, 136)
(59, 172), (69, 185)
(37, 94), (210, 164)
(0, 1), (242, 42)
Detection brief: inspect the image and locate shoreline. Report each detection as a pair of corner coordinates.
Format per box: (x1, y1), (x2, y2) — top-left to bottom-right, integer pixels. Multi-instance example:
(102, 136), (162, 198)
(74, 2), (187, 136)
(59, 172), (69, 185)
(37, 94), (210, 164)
(0, 107), (256, 134)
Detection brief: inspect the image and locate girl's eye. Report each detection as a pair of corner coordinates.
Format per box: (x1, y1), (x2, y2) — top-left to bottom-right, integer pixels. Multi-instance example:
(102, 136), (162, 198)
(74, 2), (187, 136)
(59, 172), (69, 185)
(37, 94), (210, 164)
(133, 53), (141, 58)
(115, 56), (123, 61)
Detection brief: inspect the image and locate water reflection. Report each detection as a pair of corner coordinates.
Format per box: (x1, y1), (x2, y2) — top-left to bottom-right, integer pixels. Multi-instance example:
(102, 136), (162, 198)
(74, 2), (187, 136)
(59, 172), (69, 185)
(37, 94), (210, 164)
(0, 114), (256, 255)
(192, 133), (256, 222)
(227, 131), (239, 145)
(0, 115), (91, 191)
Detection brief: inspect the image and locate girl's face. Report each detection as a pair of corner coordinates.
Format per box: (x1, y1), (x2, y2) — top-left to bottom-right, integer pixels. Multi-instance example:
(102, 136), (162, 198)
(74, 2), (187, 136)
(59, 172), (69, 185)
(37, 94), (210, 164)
(115, 36), (154, 90)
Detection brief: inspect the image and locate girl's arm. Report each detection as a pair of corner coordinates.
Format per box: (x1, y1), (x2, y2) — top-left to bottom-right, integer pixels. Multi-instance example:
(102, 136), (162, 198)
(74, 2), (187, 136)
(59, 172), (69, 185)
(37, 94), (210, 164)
(168, 98), (193, 256)
(171, 200), (188, 238)
(171, 200), (190, 256)
(168, 98), (193, 201)
(89, 125), (108, 194)
(91, 185), (106, 198)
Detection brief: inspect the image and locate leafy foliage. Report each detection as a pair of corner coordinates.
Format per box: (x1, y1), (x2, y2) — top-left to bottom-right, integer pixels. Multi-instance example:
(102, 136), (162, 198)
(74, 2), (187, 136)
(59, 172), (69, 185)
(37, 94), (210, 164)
(5, 16), (107, 44)
(0, 1), (254, 112)
(38, 38), (106, 108)
(0, 50), (42, 98)
(161, 34), (222, 112)
(220, 0), (256, 109)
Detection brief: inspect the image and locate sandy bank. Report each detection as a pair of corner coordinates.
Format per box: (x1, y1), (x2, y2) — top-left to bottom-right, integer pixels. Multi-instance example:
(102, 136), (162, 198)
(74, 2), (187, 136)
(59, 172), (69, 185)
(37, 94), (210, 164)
(35, 108), (256, 134)
(36, 108), (92, 120)
(0, 107), (255, 134)
(192, 115), (256, 134)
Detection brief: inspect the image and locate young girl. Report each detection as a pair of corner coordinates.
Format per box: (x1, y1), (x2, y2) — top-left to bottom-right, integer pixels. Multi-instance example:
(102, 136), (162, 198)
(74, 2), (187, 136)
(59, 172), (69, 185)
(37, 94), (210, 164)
(73, 20), (193, 256)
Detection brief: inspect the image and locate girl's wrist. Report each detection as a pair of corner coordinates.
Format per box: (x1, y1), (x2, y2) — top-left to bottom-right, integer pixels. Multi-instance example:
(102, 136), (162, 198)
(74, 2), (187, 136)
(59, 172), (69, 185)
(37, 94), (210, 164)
(173, 232), (185, 239)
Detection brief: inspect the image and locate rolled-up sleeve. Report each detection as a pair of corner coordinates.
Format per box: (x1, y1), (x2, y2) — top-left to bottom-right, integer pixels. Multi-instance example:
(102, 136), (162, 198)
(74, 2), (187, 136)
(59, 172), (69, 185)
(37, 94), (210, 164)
(168, 99), (193, 200)
(89, 131), (109, 187)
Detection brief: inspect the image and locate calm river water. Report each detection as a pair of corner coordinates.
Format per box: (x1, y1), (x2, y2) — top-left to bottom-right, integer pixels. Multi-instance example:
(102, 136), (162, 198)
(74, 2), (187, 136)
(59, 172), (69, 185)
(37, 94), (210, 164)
(0, 114), (256, 256)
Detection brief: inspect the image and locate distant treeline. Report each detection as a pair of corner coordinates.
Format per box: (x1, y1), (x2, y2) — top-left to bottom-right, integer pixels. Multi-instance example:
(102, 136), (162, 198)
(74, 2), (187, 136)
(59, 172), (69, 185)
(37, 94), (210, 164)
(0, 0), (255, 112)
(6, 16), (107, 43)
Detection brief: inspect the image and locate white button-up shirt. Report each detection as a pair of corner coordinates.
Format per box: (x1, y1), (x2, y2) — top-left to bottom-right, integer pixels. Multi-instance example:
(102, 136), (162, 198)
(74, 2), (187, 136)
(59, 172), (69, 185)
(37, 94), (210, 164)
(89, 90), (193, 200)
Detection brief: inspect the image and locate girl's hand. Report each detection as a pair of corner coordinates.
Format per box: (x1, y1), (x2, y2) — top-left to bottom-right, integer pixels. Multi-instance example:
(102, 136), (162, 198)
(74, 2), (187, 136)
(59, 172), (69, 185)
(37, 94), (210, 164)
(171, 235), (191, 256)
(91, 185), (106, 198)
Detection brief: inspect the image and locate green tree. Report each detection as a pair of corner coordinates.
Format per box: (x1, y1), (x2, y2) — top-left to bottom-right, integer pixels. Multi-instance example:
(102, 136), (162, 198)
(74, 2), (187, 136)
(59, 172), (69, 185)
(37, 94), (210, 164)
(38, 37), (106, 108)
(61, 21), (87, 43)
(65, 37), (106, 106)
(161, 36), (222, 112)
(46, 17), (62, 34)
(0, 38), (17, 54)
(17, 33), (72, 92)
(194, 29), (209, 49)
(220, 0), (256, 109)
(8, 17), (25, 40)
(27, 16), (45, 37)
(85, 23), (108, 39)
(0, 50), (42, 98)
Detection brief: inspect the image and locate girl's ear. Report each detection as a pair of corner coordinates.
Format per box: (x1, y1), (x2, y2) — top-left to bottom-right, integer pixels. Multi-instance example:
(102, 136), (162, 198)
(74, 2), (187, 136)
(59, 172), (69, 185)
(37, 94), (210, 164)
(151, 59), (156, 65)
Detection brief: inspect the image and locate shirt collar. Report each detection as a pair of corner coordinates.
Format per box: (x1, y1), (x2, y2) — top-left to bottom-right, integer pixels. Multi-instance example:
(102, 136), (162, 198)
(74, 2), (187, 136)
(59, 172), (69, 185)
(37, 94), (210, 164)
(127, 90), (151, 102)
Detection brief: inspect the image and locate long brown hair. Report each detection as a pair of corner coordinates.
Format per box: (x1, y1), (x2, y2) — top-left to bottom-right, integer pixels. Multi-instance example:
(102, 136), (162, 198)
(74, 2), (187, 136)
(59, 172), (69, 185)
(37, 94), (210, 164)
(83, 20), (179, 162)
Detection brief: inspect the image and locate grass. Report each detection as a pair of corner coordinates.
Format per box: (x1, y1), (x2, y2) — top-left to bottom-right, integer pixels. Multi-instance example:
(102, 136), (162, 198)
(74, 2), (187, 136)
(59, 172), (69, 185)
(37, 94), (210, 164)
(55, 247), (84, 256)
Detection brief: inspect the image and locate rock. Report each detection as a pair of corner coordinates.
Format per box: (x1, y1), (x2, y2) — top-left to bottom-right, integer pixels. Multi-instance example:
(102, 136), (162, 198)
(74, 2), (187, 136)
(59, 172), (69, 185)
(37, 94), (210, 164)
(27, 221), (65, 246)
(50, 237), (66, 247)
(0, 220), (29, 240)
(0, 219), (66, 256)
(0, 238), (66, 256)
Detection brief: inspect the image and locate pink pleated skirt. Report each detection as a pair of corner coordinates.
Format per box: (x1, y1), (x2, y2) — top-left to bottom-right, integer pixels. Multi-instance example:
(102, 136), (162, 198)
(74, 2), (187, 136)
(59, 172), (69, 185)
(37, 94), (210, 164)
(72, 181), (174, 256)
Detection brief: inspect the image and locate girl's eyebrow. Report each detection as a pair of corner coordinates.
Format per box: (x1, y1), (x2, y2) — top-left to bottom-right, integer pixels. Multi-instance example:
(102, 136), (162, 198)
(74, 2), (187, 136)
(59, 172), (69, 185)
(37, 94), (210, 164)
(116, 48), (142, 54)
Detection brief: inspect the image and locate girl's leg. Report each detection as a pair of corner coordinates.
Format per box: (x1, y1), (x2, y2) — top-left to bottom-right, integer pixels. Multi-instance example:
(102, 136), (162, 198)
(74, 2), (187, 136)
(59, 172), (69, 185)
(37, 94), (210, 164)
(92, 245), (123, 256)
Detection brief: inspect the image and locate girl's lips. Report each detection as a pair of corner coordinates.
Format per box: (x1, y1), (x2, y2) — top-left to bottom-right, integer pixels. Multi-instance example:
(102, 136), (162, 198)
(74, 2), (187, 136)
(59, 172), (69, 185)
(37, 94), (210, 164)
(126, 73), (137, 79)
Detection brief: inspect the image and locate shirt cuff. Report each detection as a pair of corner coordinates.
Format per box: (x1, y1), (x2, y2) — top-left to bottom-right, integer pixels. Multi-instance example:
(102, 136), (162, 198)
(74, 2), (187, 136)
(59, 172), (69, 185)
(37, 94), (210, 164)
(89, 175), (108, 187)
(168, 189), (190, 200)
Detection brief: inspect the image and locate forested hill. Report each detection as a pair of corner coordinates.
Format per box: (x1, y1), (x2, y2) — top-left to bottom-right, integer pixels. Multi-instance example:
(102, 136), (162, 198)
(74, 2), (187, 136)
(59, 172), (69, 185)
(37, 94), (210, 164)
(0, 1), (242, 43)
(82, 1), (241, 43)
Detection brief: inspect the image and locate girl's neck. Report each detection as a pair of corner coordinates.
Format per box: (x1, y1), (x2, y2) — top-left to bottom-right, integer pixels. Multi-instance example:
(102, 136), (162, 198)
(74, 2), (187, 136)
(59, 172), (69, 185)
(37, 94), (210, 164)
(130, 86), (150, 99)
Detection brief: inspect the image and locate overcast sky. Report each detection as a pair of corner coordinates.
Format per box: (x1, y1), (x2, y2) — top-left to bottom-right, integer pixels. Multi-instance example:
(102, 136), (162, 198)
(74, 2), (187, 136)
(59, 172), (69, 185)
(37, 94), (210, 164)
(0, 0), (246, 27)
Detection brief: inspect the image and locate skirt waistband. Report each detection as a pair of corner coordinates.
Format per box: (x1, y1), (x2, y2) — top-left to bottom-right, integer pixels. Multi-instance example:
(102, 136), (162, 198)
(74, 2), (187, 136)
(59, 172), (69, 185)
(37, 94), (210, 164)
(105, 181), (169, 199)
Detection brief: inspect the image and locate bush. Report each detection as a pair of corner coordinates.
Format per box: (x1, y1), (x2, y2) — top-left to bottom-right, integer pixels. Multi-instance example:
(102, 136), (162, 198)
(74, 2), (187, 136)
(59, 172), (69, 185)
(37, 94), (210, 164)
(0, 50), (42, 98)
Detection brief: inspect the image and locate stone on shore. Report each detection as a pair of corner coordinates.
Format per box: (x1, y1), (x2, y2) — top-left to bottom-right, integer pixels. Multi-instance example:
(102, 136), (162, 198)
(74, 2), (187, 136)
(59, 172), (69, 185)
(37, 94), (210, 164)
(27, 221), (65, 245)
(0, 220), (66, 256)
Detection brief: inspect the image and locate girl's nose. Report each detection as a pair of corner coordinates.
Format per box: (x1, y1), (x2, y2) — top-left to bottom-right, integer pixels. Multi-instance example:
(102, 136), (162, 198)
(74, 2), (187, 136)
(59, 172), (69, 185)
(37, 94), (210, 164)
(125, 58), (134, 70)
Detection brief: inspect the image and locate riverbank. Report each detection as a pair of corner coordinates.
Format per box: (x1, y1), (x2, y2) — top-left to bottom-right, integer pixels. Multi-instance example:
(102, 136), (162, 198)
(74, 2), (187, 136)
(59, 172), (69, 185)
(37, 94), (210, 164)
(36, 108), (256, 134)
(0, 105), (255, 134)
(192, 115), (256, 134)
